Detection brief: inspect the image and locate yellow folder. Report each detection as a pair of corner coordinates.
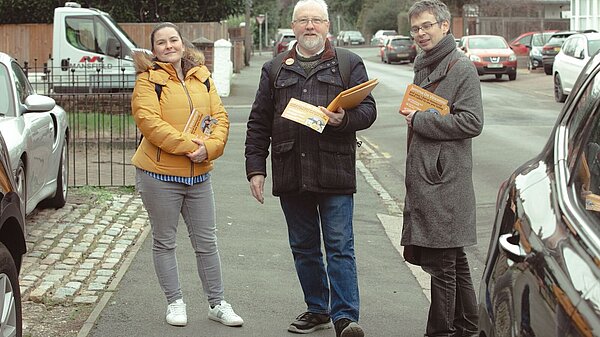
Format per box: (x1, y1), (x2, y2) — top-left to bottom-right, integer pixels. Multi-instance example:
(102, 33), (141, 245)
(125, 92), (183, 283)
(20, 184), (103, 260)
(326, 78), (379, 112)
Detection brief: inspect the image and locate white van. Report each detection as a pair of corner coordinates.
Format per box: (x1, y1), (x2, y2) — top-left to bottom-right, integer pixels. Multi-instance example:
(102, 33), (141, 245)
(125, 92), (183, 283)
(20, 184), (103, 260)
(49, 2), (145, 92)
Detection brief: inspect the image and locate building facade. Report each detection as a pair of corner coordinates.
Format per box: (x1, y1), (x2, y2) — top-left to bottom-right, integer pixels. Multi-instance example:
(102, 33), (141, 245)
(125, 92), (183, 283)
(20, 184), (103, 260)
(570, 0), (600, 31)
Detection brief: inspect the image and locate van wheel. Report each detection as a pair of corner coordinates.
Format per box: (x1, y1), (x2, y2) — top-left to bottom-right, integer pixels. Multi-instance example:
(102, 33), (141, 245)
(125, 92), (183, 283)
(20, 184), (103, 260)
(554, 74), (567, 102)
(0, 242), (22, 337)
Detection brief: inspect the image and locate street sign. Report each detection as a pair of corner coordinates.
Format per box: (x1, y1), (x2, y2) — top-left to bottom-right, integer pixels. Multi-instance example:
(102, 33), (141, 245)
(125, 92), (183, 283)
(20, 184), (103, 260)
(256, 15), (265, 24)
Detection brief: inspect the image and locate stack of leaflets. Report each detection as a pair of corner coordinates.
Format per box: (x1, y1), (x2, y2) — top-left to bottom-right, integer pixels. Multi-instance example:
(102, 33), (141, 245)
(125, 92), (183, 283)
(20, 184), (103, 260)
(281, 78), (378, 133)
(183, 108), (218, 139)
(399, 84), (449, 115)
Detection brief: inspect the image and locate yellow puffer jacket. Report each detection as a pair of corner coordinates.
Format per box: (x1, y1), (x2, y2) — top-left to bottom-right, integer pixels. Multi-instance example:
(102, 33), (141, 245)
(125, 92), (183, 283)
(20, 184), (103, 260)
(131, 51), (229, 177)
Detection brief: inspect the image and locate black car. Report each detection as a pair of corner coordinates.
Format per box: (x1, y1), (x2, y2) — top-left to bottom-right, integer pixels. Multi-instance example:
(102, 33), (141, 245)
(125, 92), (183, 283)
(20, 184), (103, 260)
(382, 36), (416, 63)
(541, 31), (580, 75)
(479, 52), (600, 336)
(0, 131), (26, 337)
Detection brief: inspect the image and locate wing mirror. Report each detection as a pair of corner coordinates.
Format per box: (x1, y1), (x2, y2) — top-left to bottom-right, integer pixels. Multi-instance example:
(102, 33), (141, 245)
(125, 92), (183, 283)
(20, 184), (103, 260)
(106, 37), (122, 58)
(24, 94), (56, 112)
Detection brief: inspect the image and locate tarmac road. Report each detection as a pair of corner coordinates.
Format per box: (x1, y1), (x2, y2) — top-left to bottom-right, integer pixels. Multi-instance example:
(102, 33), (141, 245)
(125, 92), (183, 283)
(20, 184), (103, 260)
(84, 53), (432, 337)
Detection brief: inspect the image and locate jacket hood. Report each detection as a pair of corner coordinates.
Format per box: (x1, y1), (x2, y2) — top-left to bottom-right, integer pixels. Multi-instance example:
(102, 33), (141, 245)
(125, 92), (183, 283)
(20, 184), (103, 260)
(132, 48), (205, 74)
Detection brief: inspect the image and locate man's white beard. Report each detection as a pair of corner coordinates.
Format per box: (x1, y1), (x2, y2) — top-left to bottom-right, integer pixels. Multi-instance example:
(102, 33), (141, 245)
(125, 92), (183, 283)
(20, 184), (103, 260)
(299, 35), (324, 52)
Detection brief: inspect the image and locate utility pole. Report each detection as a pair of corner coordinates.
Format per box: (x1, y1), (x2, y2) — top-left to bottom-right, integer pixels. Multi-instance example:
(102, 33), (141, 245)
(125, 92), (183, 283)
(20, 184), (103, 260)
(257, 14), (265, 56)
(244, 0), (252, 66)
(265, 13), (269, 49)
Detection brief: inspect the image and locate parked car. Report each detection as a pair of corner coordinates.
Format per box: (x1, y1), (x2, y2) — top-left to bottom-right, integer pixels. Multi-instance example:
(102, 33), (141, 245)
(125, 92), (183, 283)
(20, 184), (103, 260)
(0, 52), (69, 218)
(273, 29), (295, 56)
(339, 30), (365, 46)
(382, 35), (416, 63)
(478, 50), (600, 337)
(509, 30), (558, 56)
(459, 35), (518, 80)
(553, 32), (600, 102)
(541, 31), (580, 75)
(526, 31), (555, 70)
(0, 130), (26, 337)
(370, 29), (397, 46)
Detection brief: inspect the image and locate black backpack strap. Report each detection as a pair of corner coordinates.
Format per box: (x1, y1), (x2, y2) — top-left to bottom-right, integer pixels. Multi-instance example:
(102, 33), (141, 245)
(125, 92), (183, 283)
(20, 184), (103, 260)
(269, 52), (289, 96)
(334, 47), (352, 89)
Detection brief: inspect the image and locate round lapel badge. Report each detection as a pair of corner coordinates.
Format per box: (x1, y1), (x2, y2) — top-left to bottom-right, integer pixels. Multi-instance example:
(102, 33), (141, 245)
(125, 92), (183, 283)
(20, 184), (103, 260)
(285, 58), (295, 66)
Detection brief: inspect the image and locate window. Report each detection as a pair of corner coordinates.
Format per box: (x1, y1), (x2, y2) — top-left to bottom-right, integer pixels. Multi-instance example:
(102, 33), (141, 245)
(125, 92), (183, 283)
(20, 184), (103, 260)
(0, 64), (14, 116)
(573, 38), (585, 59)
(562, 38), (576, 57)
(568, 69), (600, 218)
(65, 17), (119, 56)
(10, 61), (33, 106)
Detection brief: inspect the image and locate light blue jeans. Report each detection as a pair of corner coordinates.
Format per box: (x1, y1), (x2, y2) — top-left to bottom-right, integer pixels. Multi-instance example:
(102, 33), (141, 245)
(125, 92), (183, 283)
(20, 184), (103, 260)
(280, 193), (360, 323)
(136, 169), (224, 306)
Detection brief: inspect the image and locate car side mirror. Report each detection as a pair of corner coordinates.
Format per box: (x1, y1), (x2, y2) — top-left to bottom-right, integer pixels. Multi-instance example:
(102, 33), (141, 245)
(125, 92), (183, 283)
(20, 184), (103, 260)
(578, 50), (585, 59)
(106, 37), (121, 58)
(24, 94), (56, 112)
(499, 233), (528, 263)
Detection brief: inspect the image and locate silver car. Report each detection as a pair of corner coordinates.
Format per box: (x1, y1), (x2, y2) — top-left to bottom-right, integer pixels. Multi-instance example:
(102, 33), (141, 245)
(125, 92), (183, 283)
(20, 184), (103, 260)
(0, 52), (69, 218)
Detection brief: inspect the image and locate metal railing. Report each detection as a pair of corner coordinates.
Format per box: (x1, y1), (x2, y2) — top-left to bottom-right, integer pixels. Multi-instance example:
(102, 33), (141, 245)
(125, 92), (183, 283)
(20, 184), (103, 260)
(24, 61), (140, 187)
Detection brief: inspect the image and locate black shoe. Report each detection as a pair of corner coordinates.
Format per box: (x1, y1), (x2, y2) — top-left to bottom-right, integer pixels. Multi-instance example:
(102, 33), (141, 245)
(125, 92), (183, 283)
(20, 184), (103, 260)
(334, 318), (364, 337)
(288, 312), (332, 334)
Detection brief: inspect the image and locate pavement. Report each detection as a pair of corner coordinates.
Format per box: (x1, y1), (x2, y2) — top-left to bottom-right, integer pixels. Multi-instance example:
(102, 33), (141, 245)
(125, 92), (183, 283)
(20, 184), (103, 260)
(20, 51), (431, 337)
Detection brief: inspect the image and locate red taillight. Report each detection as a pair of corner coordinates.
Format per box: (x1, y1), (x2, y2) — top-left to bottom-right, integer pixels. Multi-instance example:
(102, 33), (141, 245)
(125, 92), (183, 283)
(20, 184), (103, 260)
(542, 45), (554, 51)
(387, 45), (394, 51)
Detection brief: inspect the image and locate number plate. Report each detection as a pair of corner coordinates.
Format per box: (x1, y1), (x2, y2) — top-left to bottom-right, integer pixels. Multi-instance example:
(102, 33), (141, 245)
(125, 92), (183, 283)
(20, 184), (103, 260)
(487, 63), (504, 68)
(397, 53), (408, 58)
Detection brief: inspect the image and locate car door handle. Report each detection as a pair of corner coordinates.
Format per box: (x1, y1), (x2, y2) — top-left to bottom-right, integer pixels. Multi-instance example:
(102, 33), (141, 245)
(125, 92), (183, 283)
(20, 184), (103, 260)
(499, 233), (527, 263)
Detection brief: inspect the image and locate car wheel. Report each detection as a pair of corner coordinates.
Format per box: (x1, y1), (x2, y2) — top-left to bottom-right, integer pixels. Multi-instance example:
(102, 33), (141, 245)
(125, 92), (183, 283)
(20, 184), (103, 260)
(0, 242), (23, 337)
(544, 64), (552, 75)
(493, 290), (517, 337)
(495, 74), (502, 79)
(527, 58), (533, 71)
(14, 159), (26, 219)
(508, 71), (517, 81)
(45, 137), (68, 208)
(554, 74), (567, 102)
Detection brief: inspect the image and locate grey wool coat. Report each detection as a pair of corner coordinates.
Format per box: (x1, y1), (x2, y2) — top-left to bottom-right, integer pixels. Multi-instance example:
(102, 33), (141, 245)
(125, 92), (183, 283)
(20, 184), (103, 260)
(401, 48), (483, 249)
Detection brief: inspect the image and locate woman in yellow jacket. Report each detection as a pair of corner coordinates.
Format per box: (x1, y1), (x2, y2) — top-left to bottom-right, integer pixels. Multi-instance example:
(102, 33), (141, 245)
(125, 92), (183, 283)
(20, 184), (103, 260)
(131, 22), (243, 328)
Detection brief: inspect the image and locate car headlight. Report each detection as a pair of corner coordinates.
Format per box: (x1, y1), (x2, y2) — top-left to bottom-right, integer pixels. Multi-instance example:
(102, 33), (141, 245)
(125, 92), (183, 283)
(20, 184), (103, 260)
(509, 53), (517, 61)
(469, 55), (481, 62)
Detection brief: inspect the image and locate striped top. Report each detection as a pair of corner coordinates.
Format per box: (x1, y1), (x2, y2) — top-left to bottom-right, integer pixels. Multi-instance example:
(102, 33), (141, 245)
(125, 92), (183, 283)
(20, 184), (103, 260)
(143, 170), (210, 186)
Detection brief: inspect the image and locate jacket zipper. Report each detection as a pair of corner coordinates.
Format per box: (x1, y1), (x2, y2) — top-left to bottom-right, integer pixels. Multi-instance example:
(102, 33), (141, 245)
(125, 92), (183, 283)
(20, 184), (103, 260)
(180, 78), (196, 177)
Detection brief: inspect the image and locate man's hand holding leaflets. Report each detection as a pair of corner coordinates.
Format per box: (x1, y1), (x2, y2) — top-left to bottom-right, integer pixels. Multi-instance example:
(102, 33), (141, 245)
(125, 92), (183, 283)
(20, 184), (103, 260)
(281, 79), (378, 133)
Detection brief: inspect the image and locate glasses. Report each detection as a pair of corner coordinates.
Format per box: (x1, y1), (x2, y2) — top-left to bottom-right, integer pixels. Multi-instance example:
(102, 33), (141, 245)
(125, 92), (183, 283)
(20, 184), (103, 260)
(409, 21), (439, 36)
(293, 17), (328, 26)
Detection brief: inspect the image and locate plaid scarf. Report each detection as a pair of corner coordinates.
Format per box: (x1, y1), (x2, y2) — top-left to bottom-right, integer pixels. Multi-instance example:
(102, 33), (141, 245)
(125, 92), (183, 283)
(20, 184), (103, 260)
(413, 34), (457, 86)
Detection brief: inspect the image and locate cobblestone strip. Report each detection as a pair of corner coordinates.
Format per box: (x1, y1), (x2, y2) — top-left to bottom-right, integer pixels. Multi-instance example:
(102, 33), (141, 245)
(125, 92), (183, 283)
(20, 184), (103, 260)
(19, 194), (149, 305)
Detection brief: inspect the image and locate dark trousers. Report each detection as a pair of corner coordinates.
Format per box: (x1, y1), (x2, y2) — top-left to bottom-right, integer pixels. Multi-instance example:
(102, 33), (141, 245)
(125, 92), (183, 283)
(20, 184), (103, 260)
(420, 246), (478, 337)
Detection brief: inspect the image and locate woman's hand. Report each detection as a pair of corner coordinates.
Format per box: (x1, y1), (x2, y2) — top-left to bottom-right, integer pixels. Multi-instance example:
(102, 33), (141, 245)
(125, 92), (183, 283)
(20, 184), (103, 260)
(186, 138), (208, 163)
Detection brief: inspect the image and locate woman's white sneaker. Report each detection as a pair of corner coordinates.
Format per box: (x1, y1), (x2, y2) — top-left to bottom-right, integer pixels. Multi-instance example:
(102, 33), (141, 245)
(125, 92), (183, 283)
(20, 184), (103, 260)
(208, 300), (244, 326)
(166, 299), (187, 326)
